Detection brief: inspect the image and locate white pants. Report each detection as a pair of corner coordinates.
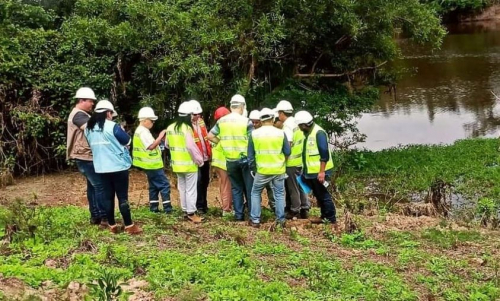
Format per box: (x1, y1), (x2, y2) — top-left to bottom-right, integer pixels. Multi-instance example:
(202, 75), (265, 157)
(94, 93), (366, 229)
(176, 172), (198, 214)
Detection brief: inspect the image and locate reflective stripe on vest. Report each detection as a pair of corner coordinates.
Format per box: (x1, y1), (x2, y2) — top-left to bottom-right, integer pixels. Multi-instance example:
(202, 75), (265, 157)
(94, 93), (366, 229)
(166, 123), (197, 173)
(211, 142), (226, 170)
(218, 113), (249, 159)
(132, 131), (163, 170)
(287, 125), (305, 167)
(304, 124), (334, 174)
(252, 126), (286, 175)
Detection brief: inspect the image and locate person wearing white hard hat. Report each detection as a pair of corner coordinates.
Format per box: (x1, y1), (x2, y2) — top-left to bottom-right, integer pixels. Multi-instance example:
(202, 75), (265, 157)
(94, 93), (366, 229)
(165, 101), (204, 223)
(275, 100), (310, 220)
(247, 108), (290, 228)
(85, 100), (142, 235)
(188, 99), (212, 214)
(66, 87), (106, 226)
(132, 107), (172, 214)
(248, 109), (276, 211)
(207, 94), (254, 221)
(294, 110), (336, 225)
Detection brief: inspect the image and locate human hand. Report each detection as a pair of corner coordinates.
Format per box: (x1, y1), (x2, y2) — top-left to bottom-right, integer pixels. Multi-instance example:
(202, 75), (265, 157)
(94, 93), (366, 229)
(317, 171), (325, 184)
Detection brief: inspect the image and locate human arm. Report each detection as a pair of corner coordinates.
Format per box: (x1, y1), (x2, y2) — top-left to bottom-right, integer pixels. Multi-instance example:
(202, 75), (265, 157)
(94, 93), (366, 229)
(282, 133), (291, 158)
(207, 123), (220, 143)
(147, 130), (166, 150)
(316, 130), (330, 183)
(113, 124), (131, 146)
(72, 112), (89, 130)
(185, 130), (204, 166)
(247, 134), (256, 172)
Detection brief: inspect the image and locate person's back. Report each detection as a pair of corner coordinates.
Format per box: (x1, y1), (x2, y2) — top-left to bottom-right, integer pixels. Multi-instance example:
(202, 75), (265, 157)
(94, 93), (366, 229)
(218, 112), (250, 160)
(252, 125), (286, 175)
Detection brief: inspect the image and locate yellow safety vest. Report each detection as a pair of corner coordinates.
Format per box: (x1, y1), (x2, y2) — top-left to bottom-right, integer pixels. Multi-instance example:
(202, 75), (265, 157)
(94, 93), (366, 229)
(211, 142), (226, 170)
(304, 124), (334, 174)
(218, 113), (249, 160)
(252, 126), (286, 175)
(132, 129), (163, 170)
(166, 123), (197, 173)
(287, 125), (305, 167)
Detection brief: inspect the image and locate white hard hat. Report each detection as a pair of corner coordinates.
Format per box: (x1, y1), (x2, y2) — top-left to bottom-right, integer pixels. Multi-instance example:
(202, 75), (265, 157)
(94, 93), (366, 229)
(230, 94), (246, 105)
(178, 101), (193, 115)
(259, 108), (275, 121)
(74, 87), (96, 100)
(95, 100), (117, 117)
(273, 108), (279, 118)
(248, 110), (260, 120)
(138, 107), (158, 121)
(275, 100), (293, 112)
(189, 99), (203, 114)
(294, 110), (313, 125)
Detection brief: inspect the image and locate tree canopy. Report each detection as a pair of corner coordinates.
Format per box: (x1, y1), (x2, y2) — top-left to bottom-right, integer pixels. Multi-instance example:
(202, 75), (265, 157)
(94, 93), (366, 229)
(0, 0), (446, 174)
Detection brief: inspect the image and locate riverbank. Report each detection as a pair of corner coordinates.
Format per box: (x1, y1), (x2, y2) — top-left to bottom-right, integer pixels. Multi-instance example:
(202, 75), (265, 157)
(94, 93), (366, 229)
(0, 138), (499, 300)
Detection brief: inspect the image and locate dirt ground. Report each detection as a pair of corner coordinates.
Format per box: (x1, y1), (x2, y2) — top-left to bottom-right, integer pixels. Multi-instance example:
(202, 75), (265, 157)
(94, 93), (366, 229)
(0, 168), (271, 209)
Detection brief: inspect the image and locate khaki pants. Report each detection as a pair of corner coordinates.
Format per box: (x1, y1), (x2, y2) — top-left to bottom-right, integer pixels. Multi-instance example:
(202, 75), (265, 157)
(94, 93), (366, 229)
(213, 166), (233, 212)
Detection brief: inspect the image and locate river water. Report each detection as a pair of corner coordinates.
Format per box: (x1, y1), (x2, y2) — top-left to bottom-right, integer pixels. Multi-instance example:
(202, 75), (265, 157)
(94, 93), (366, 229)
(357, 21), (500, 150)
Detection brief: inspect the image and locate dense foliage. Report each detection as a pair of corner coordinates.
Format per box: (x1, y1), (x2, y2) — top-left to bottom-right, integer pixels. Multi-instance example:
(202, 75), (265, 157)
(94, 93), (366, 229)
(0, 0), (446, 175)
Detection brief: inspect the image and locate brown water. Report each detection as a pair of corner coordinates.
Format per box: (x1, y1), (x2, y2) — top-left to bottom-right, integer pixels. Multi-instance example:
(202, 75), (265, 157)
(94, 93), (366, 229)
(357, 22), (500, 150)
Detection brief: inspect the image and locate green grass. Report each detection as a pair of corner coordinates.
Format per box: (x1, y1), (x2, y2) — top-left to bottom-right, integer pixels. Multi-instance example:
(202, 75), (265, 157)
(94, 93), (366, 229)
(0, 202), (499, 300)
(336, 138), (500, 204)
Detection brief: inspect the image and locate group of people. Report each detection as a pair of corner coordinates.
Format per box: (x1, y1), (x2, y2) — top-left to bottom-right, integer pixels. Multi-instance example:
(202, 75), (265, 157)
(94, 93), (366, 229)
(67, 87), (337, 235)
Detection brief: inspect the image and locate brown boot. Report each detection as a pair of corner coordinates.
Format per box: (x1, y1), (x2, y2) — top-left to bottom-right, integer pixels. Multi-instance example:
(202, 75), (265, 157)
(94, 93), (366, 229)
(109, 225), (120, 234)
(124, 224), (143, 235)
(99, 220), (110, 230)
(187, 214), (202, 224)
(309, 217), (325, 224)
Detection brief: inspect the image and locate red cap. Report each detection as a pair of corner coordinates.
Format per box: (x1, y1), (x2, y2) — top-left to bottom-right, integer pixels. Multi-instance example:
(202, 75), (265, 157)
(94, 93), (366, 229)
(214, 107), (230, 121)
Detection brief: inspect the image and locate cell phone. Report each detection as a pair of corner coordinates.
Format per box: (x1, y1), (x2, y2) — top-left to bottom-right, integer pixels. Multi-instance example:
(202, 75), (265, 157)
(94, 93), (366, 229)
(323, 181), (330, 188)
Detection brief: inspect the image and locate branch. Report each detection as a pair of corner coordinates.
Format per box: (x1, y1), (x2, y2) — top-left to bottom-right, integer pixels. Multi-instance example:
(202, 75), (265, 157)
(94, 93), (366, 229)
(295, 61), (388, 78)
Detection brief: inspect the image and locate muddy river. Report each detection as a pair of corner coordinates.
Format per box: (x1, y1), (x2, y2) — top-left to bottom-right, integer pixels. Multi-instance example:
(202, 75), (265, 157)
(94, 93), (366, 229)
(357, 21), (500, 150)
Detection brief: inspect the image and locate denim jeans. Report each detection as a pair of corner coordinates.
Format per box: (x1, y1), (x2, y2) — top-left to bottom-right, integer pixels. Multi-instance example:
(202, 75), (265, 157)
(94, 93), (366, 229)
(144, 168), (172, 212)
(101, 170), (133, 226)
(196, 161), (210, 212)
(303, 176), (336, 223)
(227, 159), (254, 220)
(250, 173), (286, 224)
(75, 160), (106, 219)
(266, 183), (275, 210)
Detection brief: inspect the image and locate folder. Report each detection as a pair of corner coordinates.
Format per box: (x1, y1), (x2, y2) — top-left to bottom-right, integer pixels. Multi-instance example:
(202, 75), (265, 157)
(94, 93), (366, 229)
(296, 175), (312, 194)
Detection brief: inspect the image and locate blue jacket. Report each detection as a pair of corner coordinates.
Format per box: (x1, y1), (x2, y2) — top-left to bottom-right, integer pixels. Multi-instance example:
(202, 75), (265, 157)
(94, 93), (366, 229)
(85, 120), (131, 173)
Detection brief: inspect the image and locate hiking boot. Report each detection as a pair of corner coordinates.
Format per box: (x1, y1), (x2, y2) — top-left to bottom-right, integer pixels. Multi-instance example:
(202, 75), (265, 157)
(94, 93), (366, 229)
(109, 225), (120, 234)
(164, 203), (173, 214)
(299, 209), (309, 219)
(150, 203), (160, 213)
(187, 214), (202, 224)
(248, 221), (261, 228)
(285, 211), (300, 220)
(124, 224), (143, 235)
(99, 220), (110, 229)
(90, 217), (101, 225)
(197, 208), (208, 215)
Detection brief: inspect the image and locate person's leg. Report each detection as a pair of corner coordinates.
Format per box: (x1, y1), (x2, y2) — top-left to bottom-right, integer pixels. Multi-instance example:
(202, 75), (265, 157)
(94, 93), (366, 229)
(148, 168), (172, 213)
(265, 183), (275, 211)
(271, 174), (286, 223)
(144, 169), (160, 212)
(100, 173), (116, 226)
(177, 173), (188, 213)
(111, 170), (133, 226)
(214, 167), (232, 212)
(196, 162), (210, 212)
(296, 167), (310, 218)
(250, 173), (268, 224)
(309, 178), (336, 223)
(185, 172), (198, 214)
(76, 160), (104, 221)
(227, 161), (245, 220)
(240, 161), (254, 213)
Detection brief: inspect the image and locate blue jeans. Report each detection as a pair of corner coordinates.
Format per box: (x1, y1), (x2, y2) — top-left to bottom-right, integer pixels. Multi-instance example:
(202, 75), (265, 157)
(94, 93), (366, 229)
(75, 160), (106, 219)
(101, 170), (133, 226)
(227, 159), (254, 220)
(144, 168), (172, 212)
(250, 173), (286, 224)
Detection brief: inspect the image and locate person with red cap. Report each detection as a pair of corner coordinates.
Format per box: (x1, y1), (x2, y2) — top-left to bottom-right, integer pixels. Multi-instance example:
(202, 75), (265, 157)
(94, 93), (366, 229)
(212, 107), (233, 216)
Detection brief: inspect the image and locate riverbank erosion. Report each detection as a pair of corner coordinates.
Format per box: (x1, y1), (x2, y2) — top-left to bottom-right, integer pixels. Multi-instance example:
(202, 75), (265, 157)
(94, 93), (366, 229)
(0, 138), (500, 300)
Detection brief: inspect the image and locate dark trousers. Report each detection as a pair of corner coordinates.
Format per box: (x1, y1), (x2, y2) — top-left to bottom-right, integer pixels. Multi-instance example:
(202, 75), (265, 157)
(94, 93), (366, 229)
(227, 159), (254, 220)
(101, 170), (133, 226)
(144, 168), (172, 212)
(196, 161), (210, 211)
(303, 176), (336, 223)
(75, 160), (106, 219)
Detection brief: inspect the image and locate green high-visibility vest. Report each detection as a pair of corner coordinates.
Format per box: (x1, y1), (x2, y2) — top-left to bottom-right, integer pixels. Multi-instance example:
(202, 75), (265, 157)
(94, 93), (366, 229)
(287, 124), (305, 167)
(132, 129), (163, 170)
(211, 142), (226, 170)
(252, 126), (286, 175)
(218, 113), (249, 160)
(304, 124), (334, 174)
(166, 123), (197, 173)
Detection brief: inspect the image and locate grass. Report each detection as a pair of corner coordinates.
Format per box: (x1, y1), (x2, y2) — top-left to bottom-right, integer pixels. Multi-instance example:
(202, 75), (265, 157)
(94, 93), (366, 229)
(336, 138), (500, 205)
(0, 202), (500, 300)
